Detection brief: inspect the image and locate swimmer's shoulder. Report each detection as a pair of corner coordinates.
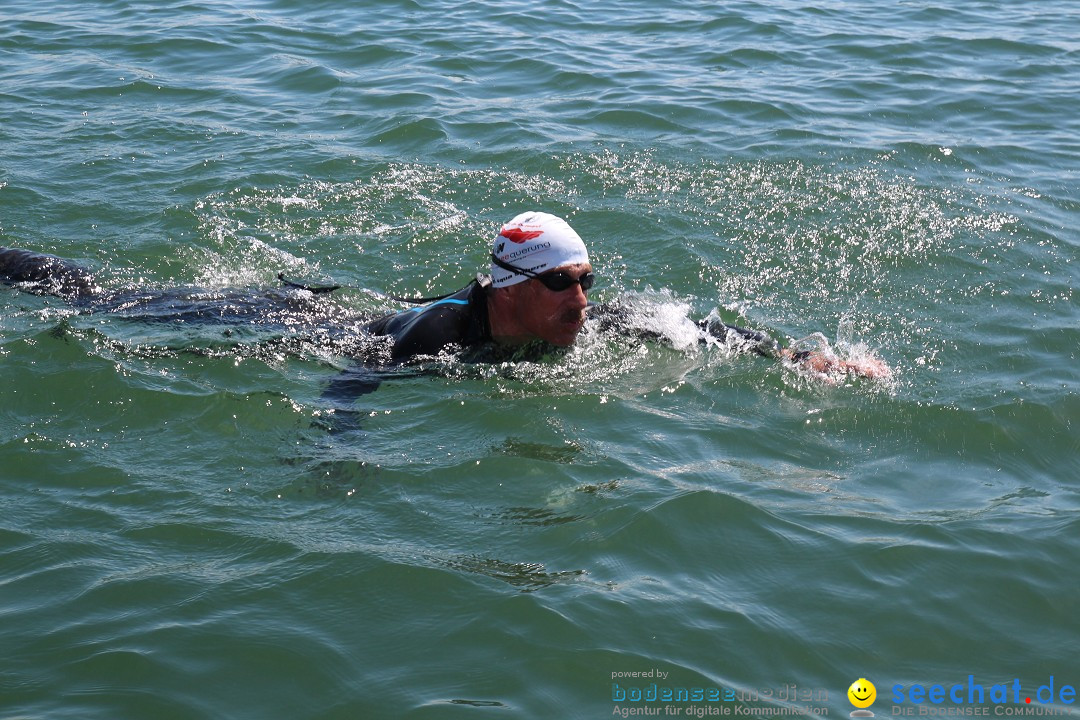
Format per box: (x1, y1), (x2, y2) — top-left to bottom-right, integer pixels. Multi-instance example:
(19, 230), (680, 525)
(366, 280), (490, 360)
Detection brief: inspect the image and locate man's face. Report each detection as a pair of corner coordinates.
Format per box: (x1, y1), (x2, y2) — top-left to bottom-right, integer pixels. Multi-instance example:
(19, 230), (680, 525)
(512, 262), (592, 347)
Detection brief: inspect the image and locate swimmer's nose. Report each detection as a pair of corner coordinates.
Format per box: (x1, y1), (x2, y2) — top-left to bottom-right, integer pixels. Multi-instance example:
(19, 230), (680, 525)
(566, 282), (588, 309)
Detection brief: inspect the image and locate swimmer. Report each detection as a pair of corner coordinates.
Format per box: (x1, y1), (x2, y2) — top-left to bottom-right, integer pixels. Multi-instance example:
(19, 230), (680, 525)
(352, 211), (888, 377)
(0, 211), (889, 379)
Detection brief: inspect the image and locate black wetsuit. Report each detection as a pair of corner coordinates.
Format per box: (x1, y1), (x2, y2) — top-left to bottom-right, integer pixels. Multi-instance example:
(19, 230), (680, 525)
(0, 246), (98, 302)
(363, 280), (492, 361)
(1, 245), (781, 364)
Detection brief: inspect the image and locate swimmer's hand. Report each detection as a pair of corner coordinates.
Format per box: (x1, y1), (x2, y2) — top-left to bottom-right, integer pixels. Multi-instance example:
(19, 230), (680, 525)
(780, 347), (892, 380)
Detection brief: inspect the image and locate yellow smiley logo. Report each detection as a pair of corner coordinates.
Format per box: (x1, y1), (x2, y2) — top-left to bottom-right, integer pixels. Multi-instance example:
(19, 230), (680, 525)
(848, 678), (877, 709)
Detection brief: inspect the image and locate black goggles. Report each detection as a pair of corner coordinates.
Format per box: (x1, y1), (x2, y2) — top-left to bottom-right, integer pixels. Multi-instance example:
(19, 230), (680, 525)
(490, 253), (595, 292)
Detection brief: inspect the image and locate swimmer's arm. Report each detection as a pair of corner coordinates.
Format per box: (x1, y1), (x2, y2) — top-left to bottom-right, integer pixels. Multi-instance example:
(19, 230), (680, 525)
(586, 303), (778, 352)
(699, 317), (890, 379)
(698, 316), (782, 358)
(588, 303), (887, 378)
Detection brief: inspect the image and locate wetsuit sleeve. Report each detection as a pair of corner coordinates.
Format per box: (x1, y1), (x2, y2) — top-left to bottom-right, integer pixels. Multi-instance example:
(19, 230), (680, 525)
(587, 302), (781, 358)
(697, 315), (781, 358)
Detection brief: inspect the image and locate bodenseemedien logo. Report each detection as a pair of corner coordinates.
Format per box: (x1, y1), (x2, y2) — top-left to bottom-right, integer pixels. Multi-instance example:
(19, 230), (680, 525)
(849, 678), (877, 717)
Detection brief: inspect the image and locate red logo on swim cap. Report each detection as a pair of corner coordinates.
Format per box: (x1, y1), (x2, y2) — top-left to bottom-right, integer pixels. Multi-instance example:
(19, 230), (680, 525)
(499, 226), (543, 243)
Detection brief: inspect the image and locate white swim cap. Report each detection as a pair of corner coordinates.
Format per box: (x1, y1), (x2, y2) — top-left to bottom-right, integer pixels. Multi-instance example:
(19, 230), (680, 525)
(490, 211), (589, 288)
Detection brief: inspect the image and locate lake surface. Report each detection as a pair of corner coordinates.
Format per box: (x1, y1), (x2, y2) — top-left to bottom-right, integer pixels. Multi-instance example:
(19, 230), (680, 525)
(1, 1), (1077, 718)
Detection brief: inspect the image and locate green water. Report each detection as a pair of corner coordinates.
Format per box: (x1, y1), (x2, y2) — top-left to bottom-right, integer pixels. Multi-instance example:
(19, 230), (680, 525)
(1, 1), (1078, 718)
